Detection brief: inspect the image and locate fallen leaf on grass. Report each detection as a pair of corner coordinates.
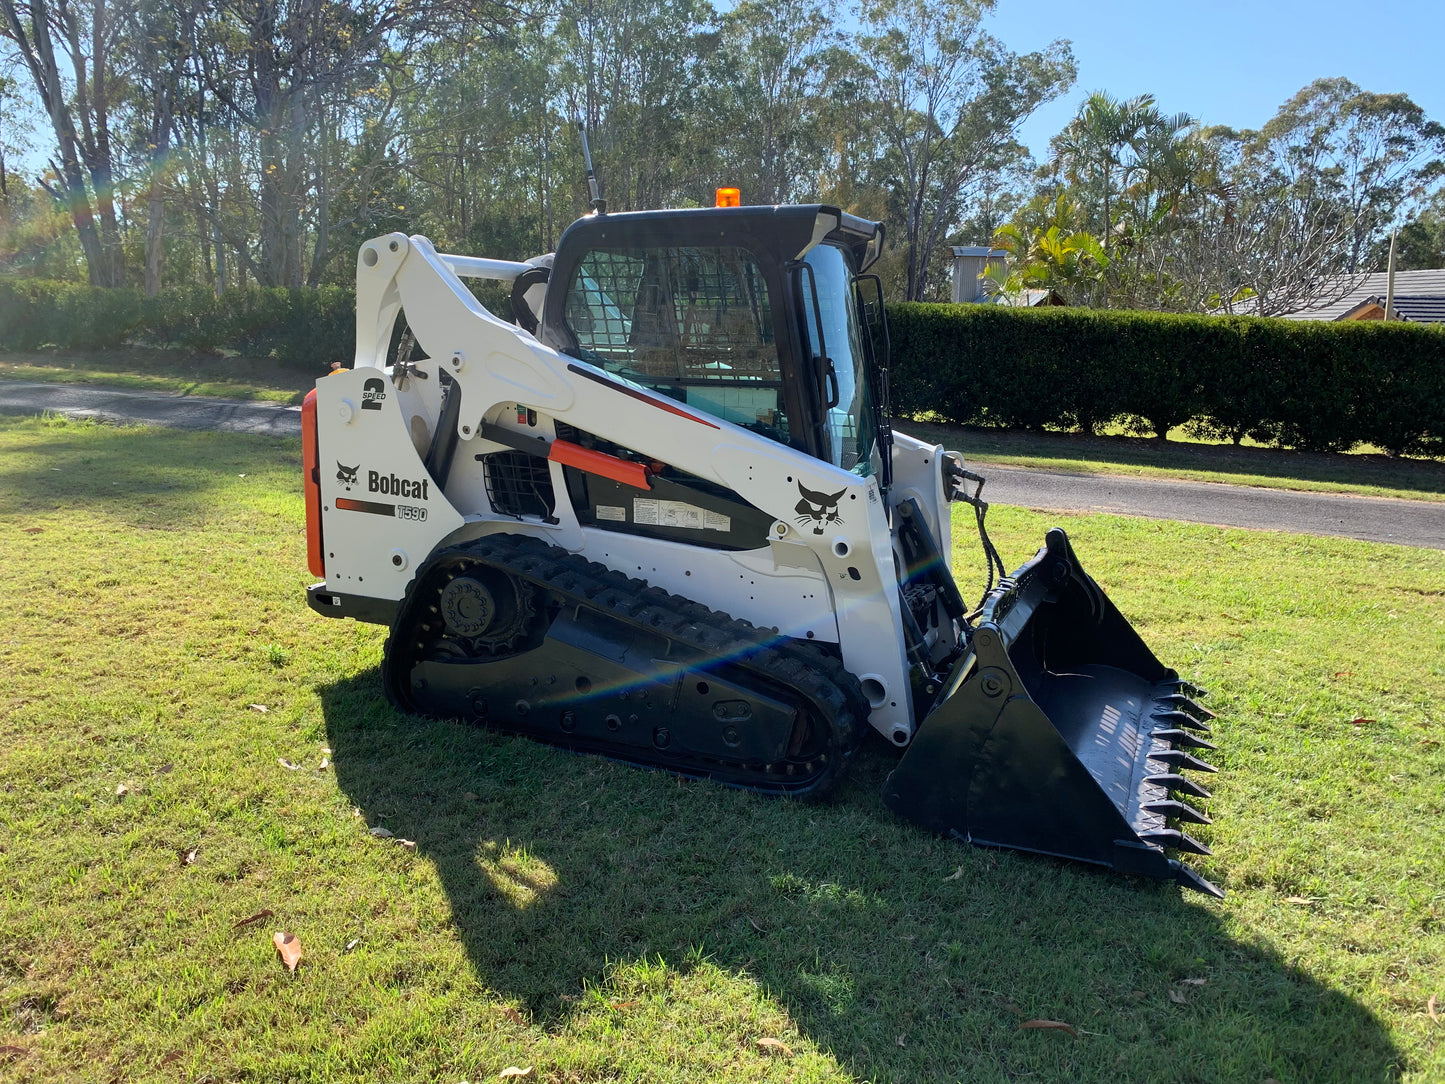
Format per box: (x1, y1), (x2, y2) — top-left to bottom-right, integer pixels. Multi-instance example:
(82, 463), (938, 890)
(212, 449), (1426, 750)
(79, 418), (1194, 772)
(747, 915), (766, 934)
(1283, 896), (1315, 906)
(1349, 717), (1376, 727)
(463, 792), (481, 801)
(369, 825), (394, 838)
(399, 839), (417, 852)
(273, 931), (302, 972)
(943, 866), (964, 882)
(895, 1033), (907, 1048)
(0, 1046), (25, 1060)
(1332, 670), (1353, 678)
(1180, 977), (1207, 986)
(158, 1051), (182, 1067)
(231, 908), (274, 929)
(115, 783), (129, 797)
(345, 939), (361, 953)
(1168, 989), (1188, 1005)
(608, 1000), (638, 1011)
(498, 1068), (532, 1079)
(501, 1007), (524, 1026)
(1429, 994), (1439, 1024)
(756, 1037), (794, 1057)
(277, 758), (300, 771)
(1018, 1019), (1078, 1037)
(249, 704), (269, 714)
(179, 847), (198, 866)
(23, 527), (41, 534)
(316, 757), (330, 771)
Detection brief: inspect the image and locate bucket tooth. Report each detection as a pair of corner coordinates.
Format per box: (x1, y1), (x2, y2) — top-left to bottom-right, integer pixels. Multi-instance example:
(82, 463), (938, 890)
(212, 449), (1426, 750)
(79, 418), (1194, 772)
(1171, 862), (1225, 899)
(1143, 798), (1211, 825)
(1153, 749), (1218, 773)
(1151, 709), (1212, 734)
(1140, 829), (1212, 856)
(1145, 773), (1213, 800)
(1153, 728), (1218, 751)
(1159, 693), (1216, 721)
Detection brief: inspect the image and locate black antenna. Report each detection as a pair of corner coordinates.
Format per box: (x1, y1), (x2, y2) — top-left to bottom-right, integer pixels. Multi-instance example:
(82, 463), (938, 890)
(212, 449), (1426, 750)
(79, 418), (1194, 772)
(576, 121), (606, 215)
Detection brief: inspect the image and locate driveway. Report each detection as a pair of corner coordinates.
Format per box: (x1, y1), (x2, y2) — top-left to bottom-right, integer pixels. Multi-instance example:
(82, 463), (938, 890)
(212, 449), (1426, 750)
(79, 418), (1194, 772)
(3, 380), (1442, 550)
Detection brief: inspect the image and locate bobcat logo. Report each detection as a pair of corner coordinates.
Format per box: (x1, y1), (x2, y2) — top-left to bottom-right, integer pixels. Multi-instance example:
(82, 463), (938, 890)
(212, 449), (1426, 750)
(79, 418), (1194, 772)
(336, 462), (360, 491)
(795, 480), (845, 535)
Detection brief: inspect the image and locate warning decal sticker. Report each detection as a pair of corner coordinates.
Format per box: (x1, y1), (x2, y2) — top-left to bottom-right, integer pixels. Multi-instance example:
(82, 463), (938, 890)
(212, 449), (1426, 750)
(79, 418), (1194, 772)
(633, 498), (731, 532)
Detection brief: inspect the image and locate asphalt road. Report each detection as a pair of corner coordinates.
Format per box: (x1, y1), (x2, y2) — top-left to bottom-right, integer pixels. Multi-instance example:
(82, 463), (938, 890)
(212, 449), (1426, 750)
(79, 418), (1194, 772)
(3, 380), (1442, 550)
(976, 463), (1443, 550)
(0, 379), (302, 437)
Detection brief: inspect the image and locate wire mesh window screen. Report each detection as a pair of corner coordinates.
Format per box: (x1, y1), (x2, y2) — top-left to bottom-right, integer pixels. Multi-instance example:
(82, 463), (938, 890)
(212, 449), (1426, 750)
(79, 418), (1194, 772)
(566, 247), (780, 384)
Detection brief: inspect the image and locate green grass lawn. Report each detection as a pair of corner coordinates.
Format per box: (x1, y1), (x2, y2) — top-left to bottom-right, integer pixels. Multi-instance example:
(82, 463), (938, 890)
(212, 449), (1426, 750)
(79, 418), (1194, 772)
(1, 415), (1442, 1083)
(0, 349), (321, 404)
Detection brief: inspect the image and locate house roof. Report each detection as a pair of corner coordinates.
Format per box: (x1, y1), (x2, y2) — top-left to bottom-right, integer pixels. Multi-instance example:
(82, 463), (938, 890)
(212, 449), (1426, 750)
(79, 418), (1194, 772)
(1382, 295), (1445, 323)
(989, 288), (1066, 308)
(1278, 269), (1445, 322)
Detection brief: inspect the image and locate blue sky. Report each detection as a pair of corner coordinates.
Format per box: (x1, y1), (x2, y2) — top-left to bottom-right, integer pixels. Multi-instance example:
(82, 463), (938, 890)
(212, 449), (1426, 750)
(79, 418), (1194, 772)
(984, 0), (1445, 163)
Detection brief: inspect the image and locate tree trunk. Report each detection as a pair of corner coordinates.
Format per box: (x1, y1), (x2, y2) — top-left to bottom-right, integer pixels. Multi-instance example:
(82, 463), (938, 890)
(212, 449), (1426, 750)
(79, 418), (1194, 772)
(87, 0), (124, 286)
(144, 99), (173, 296)
(2, 0), (107, 283)
(144, 180), (165, 296)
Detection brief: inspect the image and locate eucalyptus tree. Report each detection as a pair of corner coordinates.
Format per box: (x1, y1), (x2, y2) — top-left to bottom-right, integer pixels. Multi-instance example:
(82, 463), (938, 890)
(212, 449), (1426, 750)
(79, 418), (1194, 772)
(1173, 81), (1445, 315)
(1, 0), (128, 285)
(389, 20), (562, 260)
(554, 0), (716, 212)
(0, 67), (26, 205)
(696, 0), (835, 206)
(184, 0), (489, 288)
(1244, 78), (1445, 273)
(858, 0), (1074, 300)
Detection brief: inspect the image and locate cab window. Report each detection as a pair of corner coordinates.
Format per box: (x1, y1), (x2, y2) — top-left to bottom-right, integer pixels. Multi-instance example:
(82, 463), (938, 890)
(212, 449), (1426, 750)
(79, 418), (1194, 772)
(564, 246), (789, 445)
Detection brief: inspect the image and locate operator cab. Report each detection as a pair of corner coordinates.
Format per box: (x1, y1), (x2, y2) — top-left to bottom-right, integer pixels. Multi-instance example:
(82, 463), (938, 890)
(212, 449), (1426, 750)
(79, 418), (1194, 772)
(537, 205), (891, 485)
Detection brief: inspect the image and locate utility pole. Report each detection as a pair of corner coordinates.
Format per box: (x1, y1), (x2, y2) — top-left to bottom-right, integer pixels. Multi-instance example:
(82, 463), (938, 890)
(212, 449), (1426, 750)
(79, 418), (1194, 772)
(1384, 229), (1398, 321)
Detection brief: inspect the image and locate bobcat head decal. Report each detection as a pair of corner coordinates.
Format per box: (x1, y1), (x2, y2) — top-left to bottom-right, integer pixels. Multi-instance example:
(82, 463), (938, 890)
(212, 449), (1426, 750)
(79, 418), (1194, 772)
(795, 480), (845, 535)
(336, 462), (360, 491)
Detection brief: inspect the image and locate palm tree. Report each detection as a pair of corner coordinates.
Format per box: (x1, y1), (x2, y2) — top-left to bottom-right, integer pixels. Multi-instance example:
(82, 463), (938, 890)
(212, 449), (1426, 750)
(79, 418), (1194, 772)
(1049, 92), (1157, 253)
(1049, 92), (1204, 306)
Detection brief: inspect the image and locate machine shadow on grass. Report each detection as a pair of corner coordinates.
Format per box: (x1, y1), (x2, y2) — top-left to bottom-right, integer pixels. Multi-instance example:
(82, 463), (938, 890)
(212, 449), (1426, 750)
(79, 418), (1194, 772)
(322, 671), (1404, 1083)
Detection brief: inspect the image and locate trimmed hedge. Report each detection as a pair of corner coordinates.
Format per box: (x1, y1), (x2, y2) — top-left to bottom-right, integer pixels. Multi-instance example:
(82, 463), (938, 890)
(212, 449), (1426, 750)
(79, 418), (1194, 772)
(887, 303), (1445, 456)
(0, 279), (354, 365)
(4, 279), (1442, 455)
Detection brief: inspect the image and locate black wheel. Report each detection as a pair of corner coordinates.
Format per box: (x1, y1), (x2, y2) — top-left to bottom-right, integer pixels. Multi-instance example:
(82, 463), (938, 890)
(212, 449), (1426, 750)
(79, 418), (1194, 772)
(435, 562), (537, 654)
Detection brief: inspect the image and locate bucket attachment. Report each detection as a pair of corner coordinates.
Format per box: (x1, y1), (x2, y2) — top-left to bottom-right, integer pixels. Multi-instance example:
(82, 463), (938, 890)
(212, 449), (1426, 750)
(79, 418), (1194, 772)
(883, 528), (1222, 897)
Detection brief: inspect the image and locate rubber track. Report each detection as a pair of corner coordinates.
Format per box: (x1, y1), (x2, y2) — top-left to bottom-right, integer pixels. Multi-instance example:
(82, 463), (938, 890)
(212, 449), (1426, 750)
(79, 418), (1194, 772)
(382, 532), (870, 800)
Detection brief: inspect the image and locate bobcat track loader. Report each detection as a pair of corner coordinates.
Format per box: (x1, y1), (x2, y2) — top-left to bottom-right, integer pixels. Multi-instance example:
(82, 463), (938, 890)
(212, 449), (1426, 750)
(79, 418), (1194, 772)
(303, 200), (1222, 896)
